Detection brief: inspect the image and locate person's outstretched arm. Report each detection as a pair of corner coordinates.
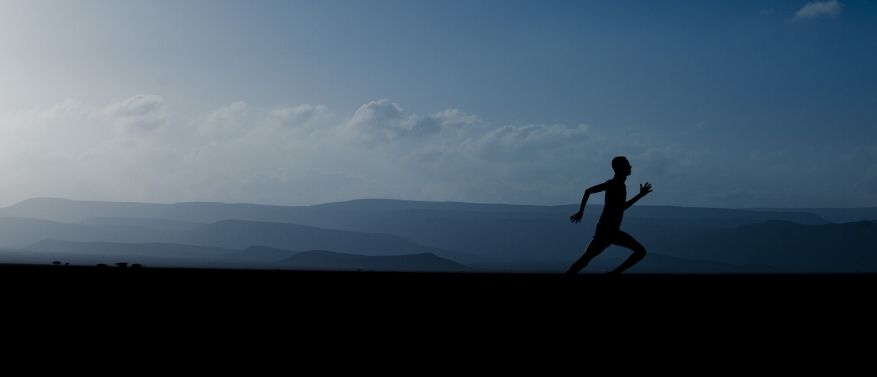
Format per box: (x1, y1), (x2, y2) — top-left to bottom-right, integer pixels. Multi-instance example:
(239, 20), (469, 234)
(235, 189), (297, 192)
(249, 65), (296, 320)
(570, 182), (608, 223)
(624, 182), (652, 210)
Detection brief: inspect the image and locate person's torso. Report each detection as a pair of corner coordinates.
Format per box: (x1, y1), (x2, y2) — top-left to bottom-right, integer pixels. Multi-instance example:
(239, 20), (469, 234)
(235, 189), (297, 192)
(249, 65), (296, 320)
(598, 179), (626, 229)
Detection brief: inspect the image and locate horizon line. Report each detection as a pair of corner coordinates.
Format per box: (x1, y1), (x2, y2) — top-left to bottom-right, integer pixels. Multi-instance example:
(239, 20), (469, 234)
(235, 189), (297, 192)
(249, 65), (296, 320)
(4, 196), (877, 211)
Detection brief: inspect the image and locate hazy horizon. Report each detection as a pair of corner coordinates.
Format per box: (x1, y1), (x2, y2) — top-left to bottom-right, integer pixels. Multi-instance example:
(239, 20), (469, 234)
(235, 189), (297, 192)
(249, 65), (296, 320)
(2, 195), (875, 273)
(4, 196), (877, 211)
(2, 1), (875, 208)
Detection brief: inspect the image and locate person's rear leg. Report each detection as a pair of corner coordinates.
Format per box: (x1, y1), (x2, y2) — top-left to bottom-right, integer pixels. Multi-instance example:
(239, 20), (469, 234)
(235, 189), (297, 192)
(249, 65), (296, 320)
(607, 231), (647, 275)
(566, 238), (610, 275)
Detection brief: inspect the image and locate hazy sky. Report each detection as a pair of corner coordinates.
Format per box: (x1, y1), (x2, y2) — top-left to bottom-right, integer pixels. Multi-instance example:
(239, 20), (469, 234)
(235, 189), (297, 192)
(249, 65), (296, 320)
(0, 0), (875, 207)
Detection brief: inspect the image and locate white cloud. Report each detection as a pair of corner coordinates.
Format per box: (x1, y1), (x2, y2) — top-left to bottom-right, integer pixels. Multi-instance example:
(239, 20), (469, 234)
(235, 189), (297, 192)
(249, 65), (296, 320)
(4, 96), (871, 208)
(104, 94), (167, 131)
(345, 99), (442, 143)
(430, 109), (479, 128)
(794, 1), (842, 20)
(0, 96), (612, 206)
(467, 123), (592, 161)
(200, 101), (251, 136)
(270, 104), (327, 128)
(344, 99), (479, 145)
(39, 99), (98, 119)
(345, 99), (408, 143)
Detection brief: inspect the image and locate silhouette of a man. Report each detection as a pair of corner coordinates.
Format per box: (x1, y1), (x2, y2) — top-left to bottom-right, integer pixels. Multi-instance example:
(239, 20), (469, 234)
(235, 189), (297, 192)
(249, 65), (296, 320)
(567, 156), (652, 275)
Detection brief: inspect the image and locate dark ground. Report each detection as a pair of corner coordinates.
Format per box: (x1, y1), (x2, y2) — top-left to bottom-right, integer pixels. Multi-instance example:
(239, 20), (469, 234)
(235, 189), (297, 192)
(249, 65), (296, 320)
(3, 263), (874, 361)
(4, 263), (874, 315)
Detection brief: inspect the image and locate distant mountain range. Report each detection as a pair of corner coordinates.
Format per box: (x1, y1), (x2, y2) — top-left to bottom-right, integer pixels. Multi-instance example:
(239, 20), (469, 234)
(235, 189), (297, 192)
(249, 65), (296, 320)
(0, 217), (439, 256)
(16, 240), (466, 272)
(667, 220), (877, 272)
(0, 197), (875, 273)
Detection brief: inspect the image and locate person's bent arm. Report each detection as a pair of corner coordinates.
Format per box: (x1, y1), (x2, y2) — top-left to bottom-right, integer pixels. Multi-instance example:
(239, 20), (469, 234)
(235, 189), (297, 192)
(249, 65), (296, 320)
(624, 182), (652, 210)
(570, 182), (608, 223)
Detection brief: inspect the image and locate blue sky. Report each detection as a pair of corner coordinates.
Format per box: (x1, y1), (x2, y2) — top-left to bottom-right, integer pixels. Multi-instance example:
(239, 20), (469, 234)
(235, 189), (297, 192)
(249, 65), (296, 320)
(0, 0), (875, 207)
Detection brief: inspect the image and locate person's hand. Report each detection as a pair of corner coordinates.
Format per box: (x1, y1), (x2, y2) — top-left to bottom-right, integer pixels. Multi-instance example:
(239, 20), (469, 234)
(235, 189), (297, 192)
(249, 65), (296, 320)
(569, 211), (583, 223)
(639, 182), (653, 197)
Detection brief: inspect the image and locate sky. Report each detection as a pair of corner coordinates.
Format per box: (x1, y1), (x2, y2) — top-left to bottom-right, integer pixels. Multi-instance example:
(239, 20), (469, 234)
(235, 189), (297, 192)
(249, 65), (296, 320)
(0, 0), (875, 208)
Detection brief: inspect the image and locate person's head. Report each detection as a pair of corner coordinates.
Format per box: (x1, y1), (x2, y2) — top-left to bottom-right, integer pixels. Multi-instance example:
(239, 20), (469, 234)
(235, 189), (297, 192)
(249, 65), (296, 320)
(612, 156), (631, 176)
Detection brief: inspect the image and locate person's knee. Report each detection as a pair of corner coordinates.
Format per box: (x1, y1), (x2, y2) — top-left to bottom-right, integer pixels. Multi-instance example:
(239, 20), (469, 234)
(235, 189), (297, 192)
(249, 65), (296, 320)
(633, 246), (647, 259)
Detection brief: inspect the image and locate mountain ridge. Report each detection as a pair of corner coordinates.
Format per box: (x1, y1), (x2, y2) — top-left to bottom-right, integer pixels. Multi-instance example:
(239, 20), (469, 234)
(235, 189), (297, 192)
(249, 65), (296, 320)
(1, 198), (875, 272)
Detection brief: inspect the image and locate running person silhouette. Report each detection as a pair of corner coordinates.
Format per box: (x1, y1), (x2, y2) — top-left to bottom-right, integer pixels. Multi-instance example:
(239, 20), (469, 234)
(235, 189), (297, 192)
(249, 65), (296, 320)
(567, 156), (652, 275)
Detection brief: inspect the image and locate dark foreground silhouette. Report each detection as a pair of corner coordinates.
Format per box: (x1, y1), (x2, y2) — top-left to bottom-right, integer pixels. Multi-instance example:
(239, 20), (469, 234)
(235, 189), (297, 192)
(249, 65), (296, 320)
(568, 156), (652, 274)
(3, 262), (876, 342)
(4, 263), (875, 309)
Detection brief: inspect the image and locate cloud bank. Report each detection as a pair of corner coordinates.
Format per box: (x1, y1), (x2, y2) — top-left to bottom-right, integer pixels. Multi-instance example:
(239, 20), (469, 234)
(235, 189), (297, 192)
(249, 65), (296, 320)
(0, 95), (872, 208)
(794, 1), (842, 20)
